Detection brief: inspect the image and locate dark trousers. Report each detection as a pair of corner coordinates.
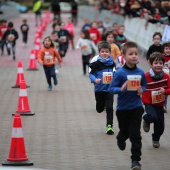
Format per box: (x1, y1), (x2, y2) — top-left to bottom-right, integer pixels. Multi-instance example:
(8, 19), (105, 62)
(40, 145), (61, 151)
(143, 104), (164, 141)
(116, 107), (144, 162)
(1, 39), (7, 55)
(22, 32), (28, 44)
(6, 42), (16, 57)
(82, 54), (90, 74)
(95, 92), (114, 126)
(43, 65), (57, 86)
(72, 13), (78, 26)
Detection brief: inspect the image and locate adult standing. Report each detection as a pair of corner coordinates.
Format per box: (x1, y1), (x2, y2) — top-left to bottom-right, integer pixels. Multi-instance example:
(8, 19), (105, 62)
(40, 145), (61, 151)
(33, 0), (42, 27)
(70, 1), (78, 26)
(51, 0), (61, 21)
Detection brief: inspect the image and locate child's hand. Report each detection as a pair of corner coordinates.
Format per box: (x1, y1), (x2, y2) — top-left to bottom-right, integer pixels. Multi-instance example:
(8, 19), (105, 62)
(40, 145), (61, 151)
(121, 81), (128, 92)
(39, 61), (43, 65)
(58, 63), (62, 67)
(94, 78), (101, 84)
(159, 87), (165, 94)
(137, 86), (143, 95)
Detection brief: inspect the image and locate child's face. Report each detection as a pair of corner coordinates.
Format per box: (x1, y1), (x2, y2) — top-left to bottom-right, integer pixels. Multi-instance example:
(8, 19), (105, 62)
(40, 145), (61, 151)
(92, 22), (97, 28)
(123, 47), (138, 67)
(106, 34), (114, 44)
(153, 35), (161, 46)
(51, 34), (58, 41)
(150, 60), (164, 74)
(104, 17), (109, 23)
(99, 48), (110, 60)
(2, 22), (7, 26)
(54, 25), (60, 31)
(118, 26), (125, 34)
(164, 46), (170, 55)
(113, 24), (118, 30)
(60, 23), (65, 29)
(80, 32), (85, 38)
(44, 38), (52, 48)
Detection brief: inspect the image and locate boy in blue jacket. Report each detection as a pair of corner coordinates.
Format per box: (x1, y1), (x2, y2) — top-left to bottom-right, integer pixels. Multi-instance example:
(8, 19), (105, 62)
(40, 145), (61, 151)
(109, 41), (146, 170)
(89, 41), (115, 135)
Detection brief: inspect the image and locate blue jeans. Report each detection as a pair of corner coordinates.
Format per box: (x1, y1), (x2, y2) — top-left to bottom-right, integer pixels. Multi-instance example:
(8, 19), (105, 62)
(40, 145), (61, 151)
(43, 65), (57, 86)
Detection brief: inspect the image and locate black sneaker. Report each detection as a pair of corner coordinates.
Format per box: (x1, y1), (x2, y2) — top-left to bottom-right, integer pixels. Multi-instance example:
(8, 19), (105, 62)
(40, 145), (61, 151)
(152, 141), (160, 148)
(117, 140), (126, 151)
(143, 120), (150, 132)
(131, 161), (141, 170)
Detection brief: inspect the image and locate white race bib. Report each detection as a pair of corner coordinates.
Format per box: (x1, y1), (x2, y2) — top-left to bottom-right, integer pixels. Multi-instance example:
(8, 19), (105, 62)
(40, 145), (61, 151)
(103, 72), (113, 84)
(127, 75), (141, 91)
(151, 91), (165, 104)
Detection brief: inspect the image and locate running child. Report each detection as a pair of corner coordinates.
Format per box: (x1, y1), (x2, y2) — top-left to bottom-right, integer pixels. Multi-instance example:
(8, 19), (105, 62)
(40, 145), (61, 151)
(76, 29), (97, 75)
(142, 52), (170, 148)
(0, 19), (8, 55)
(20, 19), (29, 46)
(146, 32), (163, 61)
(89, 41), (115, 135)
(2, 21), (18, 60)
(89, 21), (101, 45)
(105, 31), (120, 62)
(58, 21), (72, 58)
(162, 41), (170, 112)
(115, 25), (127, 48)
(109, 42), (146, 170)
(38, 36), (62, 91)
(65, 17), (75, 50)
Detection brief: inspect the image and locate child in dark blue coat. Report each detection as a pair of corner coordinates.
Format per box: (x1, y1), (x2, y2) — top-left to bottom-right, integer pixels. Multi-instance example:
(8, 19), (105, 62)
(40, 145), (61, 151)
(89, 41), (115, 135)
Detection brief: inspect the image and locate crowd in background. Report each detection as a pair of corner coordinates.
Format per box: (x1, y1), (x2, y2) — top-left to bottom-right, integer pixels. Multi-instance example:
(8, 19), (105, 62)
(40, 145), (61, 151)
(97, 0), (170, 26)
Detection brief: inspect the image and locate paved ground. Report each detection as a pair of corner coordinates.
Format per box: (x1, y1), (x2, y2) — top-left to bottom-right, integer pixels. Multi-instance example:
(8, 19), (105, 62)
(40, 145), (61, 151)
(0, 11), (170, 170)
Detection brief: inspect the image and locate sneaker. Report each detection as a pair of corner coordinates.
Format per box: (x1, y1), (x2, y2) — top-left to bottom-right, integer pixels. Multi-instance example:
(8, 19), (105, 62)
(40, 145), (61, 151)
(53, 76), (58, 86)
(164, 106), (167, 113)
(48, 85), (52, 91)
(152, 141), (160, 148)
(117, 140), (126, 151)
(131, 161), (141, 170)
(143, 120), (150, 132)
(106, 124), (114, 135)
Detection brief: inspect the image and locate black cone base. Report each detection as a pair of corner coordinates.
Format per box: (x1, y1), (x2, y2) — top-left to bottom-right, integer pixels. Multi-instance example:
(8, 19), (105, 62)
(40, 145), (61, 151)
(2, 160), (33, 166)
(13, 111), (35, 116)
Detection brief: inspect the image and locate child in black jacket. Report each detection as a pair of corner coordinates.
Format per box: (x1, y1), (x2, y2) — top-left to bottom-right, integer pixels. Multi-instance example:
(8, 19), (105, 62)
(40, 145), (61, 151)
(2, 22), (19, 60)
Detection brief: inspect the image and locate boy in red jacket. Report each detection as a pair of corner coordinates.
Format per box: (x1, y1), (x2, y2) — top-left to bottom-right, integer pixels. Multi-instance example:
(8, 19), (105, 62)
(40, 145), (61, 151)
(89, 21), (101, 45)
(142, 52), (170, 148)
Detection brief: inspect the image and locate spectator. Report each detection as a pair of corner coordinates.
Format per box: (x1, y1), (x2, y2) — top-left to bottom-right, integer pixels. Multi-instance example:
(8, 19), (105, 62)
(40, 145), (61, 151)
(70, 0), (78, 26)
(51, 0), (61, 20)
(33, 0), (42, 26)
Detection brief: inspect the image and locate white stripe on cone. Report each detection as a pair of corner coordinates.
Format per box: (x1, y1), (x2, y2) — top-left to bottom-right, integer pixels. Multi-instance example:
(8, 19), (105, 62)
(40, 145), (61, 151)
(12, 128), (23, 138)
(19, 89), (27, 96)
(30, 54), (35, 59)
(18, 68), (23, 73)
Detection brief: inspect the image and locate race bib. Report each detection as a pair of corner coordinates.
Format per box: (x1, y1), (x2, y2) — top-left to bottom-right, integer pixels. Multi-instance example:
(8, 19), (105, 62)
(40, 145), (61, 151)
(8, 34), (15, 41)
(44, 52), (53, 65)
(127, 75), (141, 91)
(103, 72), (113, 84)
(163, 67), (169, 75)
(90, 33), (97, 40)
(22, 26), (28, 31)
(60, 36), (66, 43)
(152, 91), (165, 104)
(81, 45), (88, 50)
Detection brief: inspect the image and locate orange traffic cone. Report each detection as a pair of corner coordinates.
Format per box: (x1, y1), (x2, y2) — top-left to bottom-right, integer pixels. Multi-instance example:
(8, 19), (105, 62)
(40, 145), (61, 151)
(11, 61), (30, 88)
(2, 114), (33, 166)
(27, 49), (39, 71)
(13, 80), (35, 116)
